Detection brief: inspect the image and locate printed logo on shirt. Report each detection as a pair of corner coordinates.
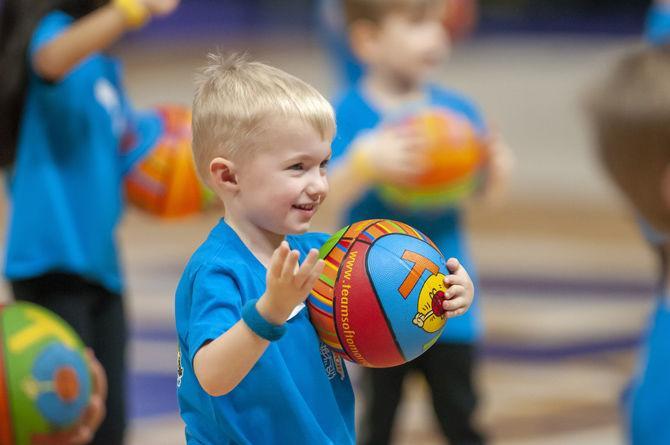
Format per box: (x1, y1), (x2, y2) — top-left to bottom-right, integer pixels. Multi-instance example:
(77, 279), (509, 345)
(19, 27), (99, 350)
(320, 342), (345, 381)
(94, 78), (126, 137)
(176, 346), (183, 388)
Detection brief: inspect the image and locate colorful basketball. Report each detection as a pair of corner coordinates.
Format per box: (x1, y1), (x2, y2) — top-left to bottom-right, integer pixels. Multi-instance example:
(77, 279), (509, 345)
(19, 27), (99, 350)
(307, 219), (449, 368)
(125, 105), (214, 218)
(377, 109), (486, 210)
(0, 302), (91, 444)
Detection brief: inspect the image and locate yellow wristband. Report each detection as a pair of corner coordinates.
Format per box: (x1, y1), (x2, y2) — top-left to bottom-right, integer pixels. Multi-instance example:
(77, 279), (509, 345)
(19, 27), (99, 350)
(113, 0), (150, 29)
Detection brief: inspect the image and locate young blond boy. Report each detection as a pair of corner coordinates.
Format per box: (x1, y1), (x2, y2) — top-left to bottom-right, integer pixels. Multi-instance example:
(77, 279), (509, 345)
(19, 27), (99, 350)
(589, 44), (670, 445)
(174, 53), (476, 444)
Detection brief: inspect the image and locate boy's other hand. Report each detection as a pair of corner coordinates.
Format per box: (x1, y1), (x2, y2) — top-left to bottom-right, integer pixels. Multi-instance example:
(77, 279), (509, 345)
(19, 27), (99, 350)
(442, 258), (475, 318)
(259, 241), (325, 324)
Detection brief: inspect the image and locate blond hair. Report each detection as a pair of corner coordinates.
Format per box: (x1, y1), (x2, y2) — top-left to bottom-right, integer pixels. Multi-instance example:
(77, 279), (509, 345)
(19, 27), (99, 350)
(588, 45), (670, 233)
(192, 53), (335, 180)
(343, 0), (444, 27)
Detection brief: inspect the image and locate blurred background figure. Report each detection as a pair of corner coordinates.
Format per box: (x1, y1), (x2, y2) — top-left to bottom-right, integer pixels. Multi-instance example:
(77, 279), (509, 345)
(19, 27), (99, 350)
(587, 1), (670, 444)
(317, 0), (511, 444)
(0, 0), (178, 443)
(587, 34), (670, 445)
(0, 1), (665, 444)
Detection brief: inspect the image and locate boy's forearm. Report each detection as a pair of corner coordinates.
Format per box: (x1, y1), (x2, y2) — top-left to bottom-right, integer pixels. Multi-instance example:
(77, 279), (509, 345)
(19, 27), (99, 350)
(32, 4), (130, 81)
(193, 320), (270, 397)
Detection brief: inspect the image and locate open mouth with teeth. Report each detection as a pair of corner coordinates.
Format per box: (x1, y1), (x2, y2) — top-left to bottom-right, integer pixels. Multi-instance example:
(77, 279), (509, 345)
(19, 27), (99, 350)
(293, 203), (317, 211)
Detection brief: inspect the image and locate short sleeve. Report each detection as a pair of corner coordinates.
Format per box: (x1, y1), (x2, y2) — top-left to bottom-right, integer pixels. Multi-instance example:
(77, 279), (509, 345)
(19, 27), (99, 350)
(187, 264), (243, 362)
(29, 12), (72, 59)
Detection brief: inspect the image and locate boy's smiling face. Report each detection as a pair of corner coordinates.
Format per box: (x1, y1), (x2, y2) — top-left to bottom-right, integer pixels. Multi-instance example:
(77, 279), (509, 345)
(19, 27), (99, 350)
(232, 117), (331, 236)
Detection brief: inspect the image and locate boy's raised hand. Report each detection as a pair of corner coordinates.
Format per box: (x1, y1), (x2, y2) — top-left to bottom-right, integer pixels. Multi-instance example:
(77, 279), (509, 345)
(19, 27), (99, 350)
(258, 241), (324, 324)
(442, 258), (475, 318)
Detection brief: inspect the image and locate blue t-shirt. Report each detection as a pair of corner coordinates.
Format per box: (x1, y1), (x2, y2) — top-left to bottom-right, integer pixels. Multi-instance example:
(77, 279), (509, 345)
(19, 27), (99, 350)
(626, 297), (670, 445)
(175, 219), (355, 445)
(4, 12), (161, 293)
(331, 85), (487, 342)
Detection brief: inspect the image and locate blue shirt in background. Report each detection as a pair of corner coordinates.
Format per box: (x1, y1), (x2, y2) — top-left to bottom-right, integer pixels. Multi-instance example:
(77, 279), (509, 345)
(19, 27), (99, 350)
(331, 85), (488, 342)
(175, 219), (355, 445)
(4, 12), (161, 293)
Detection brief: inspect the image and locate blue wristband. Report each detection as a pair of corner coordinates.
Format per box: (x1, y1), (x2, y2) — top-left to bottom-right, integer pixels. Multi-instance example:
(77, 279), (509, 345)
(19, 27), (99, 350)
(241, 298), (286, 341)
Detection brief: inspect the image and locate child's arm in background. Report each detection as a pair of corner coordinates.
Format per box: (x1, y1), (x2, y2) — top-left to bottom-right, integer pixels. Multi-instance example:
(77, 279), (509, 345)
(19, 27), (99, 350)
(480, 130), (514, 206)
(33, 0), (179, 81)
(193, 242), (324, 397)
(316, 125), (428, 229)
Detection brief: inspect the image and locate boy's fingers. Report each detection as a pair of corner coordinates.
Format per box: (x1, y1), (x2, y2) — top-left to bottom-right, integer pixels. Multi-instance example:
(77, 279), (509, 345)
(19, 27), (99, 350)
(281, 250), (300, 278)
(446, 285), (465, 299)
(445, 308), (467, 318)
(446, 257), (460, 273)
(443, 295), (467, 311)
(269, 241), (289, 277)
(444, 274), (464, 287)
(295, 249), (319, 286)
(302, 260), (325, 291)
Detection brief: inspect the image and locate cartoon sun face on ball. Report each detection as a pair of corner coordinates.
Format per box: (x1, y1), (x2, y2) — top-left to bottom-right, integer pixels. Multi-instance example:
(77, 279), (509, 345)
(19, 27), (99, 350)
(412, 273), (448, 333)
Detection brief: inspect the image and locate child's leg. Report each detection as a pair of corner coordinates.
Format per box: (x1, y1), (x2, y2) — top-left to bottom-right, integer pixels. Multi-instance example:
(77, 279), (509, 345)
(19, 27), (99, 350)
(361, 363), (412, 445)
(421, 342), (485, 445)
(11, 273), (127, 445)
(91, 286), (127, 445)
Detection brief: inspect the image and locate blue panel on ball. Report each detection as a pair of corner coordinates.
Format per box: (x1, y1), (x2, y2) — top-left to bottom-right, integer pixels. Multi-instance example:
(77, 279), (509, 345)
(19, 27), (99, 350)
(33, 342), (91, 427)
(366, 233), (448, 362)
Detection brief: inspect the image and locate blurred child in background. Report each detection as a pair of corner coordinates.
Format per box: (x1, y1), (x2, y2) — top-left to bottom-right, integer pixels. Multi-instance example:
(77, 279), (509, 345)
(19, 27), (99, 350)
(0, 0), (178, 442)
(316, 0), (479, 88)
(588, 41), (670, 445)
(587, 1), (670, 444)
(319, 0), (512, 443)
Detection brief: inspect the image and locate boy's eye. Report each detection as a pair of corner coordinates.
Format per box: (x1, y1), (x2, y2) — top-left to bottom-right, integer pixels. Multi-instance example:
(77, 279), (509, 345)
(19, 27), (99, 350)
(320, 159), (330, 169)
(288, 163), (304, 171)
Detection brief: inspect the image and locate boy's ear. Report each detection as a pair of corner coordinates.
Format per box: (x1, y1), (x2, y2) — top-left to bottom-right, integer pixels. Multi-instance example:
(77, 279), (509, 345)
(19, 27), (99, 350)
(349, 19), (379, 63)
(209, 157), (239, 193)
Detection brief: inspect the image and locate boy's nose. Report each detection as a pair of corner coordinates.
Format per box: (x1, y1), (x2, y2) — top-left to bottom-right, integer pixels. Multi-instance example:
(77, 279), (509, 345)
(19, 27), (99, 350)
(307, 171), (329, 199)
